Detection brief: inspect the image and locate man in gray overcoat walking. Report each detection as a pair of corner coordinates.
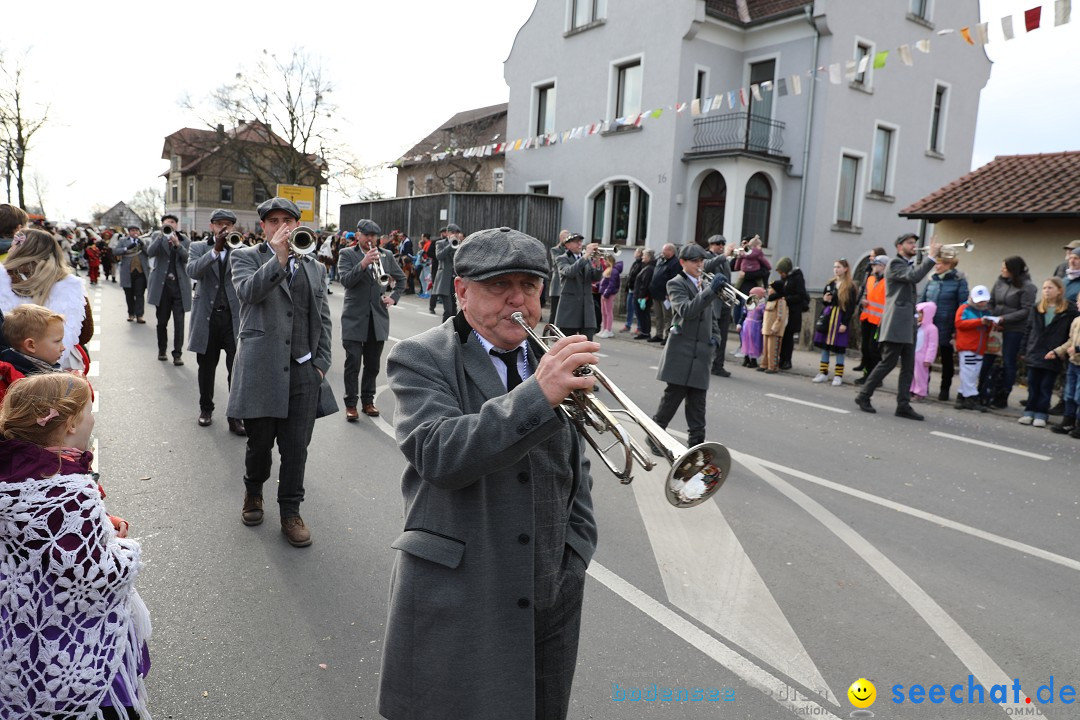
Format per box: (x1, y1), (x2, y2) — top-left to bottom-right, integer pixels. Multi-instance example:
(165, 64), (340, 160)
(338, 218), (405, 420)
(227, 197), (337, 548)
(433, 222), (463, 321)
(553, 232), (602, 340)
(111, 225), (149, 323)
(649, 243), (728, 449)
(855, 232), (942, 419)
(147, 213), (192, 365)
(705, 235), (733, 377)
(379, 226), (599, 720)
(187, 208), (245, 435)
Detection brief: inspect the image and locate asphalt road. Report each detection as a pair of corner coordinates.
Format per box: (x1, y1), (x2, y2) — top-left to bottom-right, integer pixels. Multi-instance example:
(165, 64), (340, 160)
(87, 276), (1080, 720)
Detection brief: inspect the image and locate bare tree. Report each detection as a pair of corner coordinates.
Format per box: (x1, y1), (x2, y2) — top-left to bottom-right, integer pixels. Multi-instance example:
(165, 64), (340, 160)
(28, 170), (48, 217)
(89, 203), (111, 225)
(416, 112), (505, 193)
(0, 48), (50, 208)
(129, 186), (165, 228)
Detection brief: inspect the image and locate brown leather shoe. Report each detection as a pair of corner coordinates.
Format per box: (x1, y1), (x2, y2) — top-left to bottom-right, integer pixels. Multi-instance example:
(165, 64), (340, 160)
(345, 406), (359, 421)
(241, 494), (264, 526)
(362, 403), (380, 417)
(227, 417), (246, 436)
(281, 516), (312, 547)
(198, 410), (212, 427)
(173, 356), (184, 366)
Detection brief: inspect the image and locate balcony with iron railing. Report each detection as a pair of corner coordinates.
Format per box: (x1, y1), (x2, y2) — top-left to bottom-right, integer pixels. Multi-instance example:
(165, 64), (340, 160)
(685, 112), (787, 161)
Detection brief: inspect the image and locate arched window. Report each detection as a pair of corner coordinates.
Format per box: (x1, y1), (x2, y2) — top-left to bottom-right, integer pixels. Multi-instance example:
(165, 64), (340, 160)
(694, 171), (727, 246)
(590, 181), (649, 245)
(740, 173), (772, 247)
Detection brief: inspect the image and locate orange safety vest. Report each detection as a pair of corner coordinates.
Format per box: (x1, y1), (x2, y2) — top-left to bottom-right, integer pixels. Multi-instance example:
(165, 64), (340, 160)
(860, 275), (885, 325)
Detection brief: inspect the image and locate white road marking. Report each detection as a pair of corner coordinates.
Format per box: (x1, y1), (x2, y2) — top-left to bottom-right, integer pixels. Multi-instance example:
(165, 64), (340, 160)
(648, 365), (658, 370)
(930, 430), (1051, 462)
(92, 390), (100, 414)
(630, 457), (835, 704)
(87, 340), (100, 352)
(90, 437), (99, 476)
(588, 563), (842, 718)
(764, 393), (850, 414)
(734, 453), (1038, 715)
(87, 361), (100, 377)
(743, 455), (1080, 574)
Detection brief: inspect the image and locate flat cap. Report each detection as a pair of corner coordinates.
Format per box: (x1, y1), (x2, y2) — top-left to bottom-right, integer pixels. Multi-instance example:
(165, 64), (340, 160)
(680, 244), (707, 260)
(895, 232), (919, 246)
(257, 197), (301, 220)
(126, 224), (141, 231)
(161, 213), (179, 223)
(446, 223), (463, 234)
(454, 227), (549, 282)
(210, 208), (237, 223)
(706, 234), (727, 247)
(1064, 239), (1080, 250)
(356, 218), (382, 235)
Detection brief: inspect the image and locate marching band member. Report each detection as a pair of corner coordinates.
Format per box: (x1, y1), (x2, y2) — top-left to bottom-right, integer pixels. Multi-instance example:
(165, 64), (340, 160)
(147, 213), (191, 365)
(433, 223), (463, 321)
(553, 232), (602, 340)
(379, 227), (598, 720)
(338, 218), (405, 420)
(111, 224), (149, 323)
(187, 208), (245, 434)
(226, 197), (338, 548)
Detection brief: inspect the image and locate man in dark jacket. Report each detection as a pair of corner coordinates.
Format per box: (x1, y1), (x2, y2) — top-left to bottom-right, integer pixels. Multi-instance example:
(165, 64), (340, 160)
(776, 257), (809, 369)
(633, 250), (655, 339)
(705, 236), (733, 377)
(649, 243), (679, 343)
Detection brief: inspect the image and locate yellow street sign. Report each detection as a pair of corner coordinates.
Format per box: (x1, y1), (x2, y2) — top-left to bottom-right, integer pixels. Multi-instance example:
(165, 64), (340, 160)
(276, 184), (317, 224)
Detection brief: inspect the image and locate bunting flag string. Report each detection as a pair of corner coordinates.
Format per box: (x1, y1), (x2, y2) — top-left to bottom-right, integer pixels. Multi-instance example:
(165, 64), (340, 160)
(380, 2), (1072, 173)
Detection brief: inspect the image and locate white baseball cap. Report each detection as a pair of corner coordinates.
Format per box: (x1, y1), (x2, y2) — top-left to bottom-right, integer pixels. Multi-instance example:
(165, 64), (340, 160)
(971, 285), (991, 303)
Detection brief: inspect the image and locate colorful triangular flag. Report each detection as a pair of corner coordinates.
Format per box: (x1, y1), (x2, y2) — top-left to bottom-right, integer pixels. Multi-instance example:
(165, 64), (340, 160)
(650, 108), (664, 119)
(751, 84), (762, 101)
(738, 87), (748, 106)
(976, 22), (989, 43)
(691, 98), (702, 117)
(960, 27), (974, 44)
(1055, 0), (1071, 25)
(845, 59), (857, 81)
(916, 38), (931, 53)
(898, 44), (913, 66)
(728, 90), (737, 109)
(873, 50), (889, 69)
(828, 63), (842, 84)
(1025, 6), (1042, 31)
(1002, 15), (1015, 39)
(791, 74), (802, 95)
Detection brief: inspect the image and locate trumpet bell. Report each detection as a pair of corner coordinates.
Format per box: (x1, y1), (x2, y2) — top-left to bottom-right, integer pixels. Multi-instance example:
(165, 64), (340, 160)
(225, 232), (246, 251)
(289, 227), (317, 256)
(667, 442), (730, 508)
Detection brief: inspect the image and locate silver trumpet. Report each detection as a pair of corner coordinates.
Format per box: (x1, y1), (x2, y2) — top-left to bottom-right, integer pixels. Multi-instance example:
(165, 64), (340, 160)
(701, 272), (751, 307)
(289, 226), (318, 257)
(510, 312), (730, 508)
(938, 238), (975, 259)
(370, 249), (393, 292)
(224, 231), (246, 251)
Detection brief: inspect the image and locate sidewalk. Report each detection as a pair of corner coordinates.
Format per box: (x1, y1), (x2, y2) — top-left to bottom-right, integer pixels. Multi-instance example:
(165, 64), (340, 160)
(604, 325), (1029, 418)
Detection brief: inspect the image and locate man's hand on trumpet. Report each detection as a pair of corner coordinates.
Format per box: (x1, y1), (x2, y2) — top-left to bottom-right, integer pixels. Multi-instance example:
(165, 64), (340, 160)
(533, 334), (601, 408)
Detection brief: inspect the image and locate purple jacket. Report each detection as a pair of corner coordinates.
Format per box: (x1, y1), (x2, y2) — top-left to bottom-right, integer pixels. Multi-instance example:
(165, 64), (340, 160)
(599, 261), (623, 297)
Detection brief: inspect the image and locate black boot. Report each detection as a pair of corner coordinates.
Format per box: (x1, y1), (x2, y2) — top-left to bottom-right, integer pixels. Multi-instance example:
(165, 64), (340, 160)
(742, 356), (752, 367)
(1051, 417), (1075, 434)
(938, 382), (950, 402)
(954, 395), (967, 410)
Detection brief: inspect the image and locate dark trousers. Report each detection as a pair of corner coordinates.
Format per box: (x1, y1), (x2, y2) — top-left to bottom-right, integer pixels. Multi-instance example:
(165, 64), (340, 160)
(1025, 366), (1058, 418)
(439, 293), (457, 322)
(780, 310), (803, 366)
(712, 306), (731, 372)
(935, 341), (955, 390)
(428, 260), (440, 311)
(549, 295), (560, 325)
(343, 327), (385, 408)
(196, 308), (236, 413)
(124, 270), (146, 318)
(155, 284), (186, 357)
(534, 547), (587, 720)
(636, 299), (651, 336)
(559, 327), (595, 342)
(653, 383), (707, 446)
(858, 319), (881, 373)
(857, 340), (916, 410)
(243, 362), (320, 517)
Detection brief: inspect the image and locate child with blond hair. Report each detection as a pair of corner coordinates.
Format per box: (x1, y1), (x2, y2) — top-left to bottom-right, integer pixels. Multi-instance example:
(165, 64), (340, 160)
(0, 374), (151, 718)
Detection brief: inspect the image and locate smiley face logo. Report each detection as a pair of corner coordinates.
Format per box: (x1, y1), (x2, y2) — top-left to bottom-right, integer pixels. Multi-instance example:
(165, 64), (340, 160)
(848, 678), (876, 708)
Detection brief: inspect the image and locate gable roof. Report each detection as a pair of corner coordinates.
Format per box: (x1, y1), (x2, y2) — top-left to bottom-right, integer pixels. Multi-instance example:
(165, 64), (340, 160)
(705, 0), (813, 27)
(900, 152), (1080, 221)
(397, 103), (508, 165)
(161, 121), (324, 177)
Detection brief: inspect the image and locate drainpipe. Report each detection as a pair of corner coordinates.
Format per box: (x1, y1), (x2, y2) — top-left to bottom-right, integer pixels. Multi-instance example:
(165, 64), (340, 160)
(793, 5), (820, 267)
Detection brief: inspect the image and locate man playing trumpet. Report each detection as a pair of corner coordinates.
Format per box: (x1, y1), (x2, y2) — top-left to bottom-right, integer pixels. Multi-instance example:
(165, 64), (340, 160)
(379, 227), (598, 720)
(338, 218), (405, 420)
(227, 197), (338, 548)
(186, 208), (245, 434)
(554, 232), (603, 340)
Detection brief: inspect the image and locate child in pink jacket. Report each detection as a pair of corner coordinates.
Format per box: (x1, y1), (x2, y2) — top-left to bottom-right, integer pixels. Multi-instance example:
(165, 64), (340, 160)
(911, 301), (939, 400)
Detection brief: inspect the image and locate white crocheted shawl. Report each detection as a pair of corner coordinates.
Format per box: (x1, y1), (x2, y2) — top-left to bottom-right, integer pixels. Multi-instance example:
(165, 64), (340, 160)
(0, 472), (151, 719)
(0, 267), (88, 372)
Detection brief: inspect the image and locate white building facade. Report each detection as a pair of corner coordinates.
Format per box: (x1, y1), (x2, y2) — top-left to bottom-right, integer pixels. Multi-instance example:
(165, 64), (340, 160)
(503, 0), (990, 282)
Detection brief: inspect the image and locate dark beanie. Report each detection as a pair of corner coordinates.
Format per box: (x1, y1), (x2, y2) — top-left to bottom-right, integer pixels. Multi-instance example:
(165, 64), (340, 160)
(776, 257), (793, 273)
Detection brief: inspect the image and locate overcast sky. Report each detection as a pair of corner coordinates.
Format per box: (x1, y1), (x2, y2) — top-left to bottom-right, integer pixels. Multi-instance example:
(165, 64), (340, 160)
(4, 0), (1076, 223)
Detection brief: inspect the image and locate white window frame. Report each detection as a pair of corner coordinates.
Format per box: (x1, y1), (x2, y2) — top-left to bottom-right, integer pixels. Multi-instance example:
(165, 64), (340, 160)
(927, 80), (950, 156)
(852, 37), (875, 90)
(219, 181), (234, 204)
(566, 0), (607, 31)
(253, 183), (270, 205)
(186, 177), (195, 203)
(869, 121), (899, 198)
(909, 0), (933, 22)
(834, 148), (866, 229)
(607, 54), (644, 122)
(170, 179), (179, 204)
(492, 168), (505, 193)
(694, 65), (710, 103)
(532, 79), (558, 136)
(527, 181), (552, 195)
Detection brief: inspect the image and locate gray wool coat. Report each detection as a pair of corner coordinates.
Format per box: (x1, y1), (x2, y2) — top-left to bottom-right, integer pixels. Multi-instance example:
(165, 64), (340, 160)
(146, 231), (192, 310)
(878, 255), (936, 344)
(378, 316), (598, 720)
(432, 238), (457, 296)
(553, 251), (602, 330)
(109, 236), (149, 289)
(185, 240), (241, 354)
(337, 244), (406, 343)
(657, 272), (716, 390)
(225, 244), (338, 419)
